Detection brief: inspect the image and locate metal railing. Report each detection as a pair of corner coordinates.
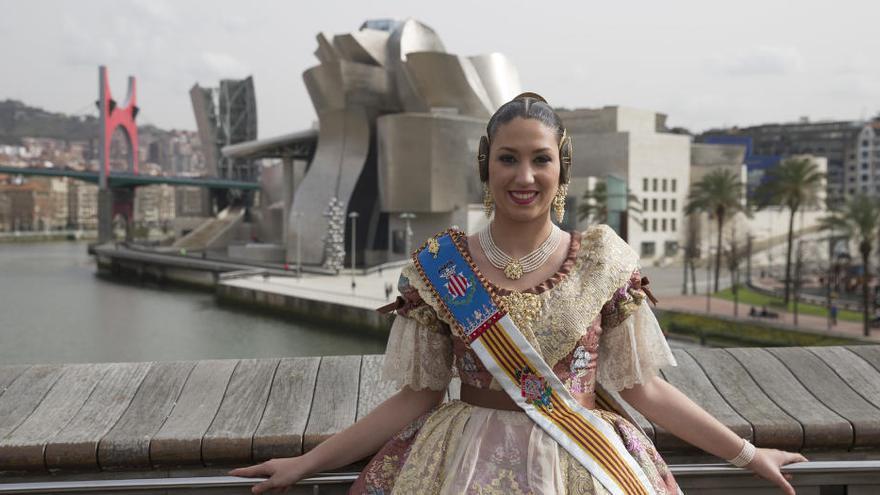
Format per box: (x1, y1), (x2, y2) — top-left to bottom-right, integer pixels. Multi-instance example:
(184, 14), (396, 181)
(2, 461), (879, 493)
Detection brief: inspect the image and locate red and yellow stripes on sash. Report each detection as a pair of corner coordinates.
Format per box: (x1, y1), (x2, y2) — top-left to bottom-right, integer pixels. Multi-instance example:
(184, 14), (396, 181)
(477, 318), (650, 495)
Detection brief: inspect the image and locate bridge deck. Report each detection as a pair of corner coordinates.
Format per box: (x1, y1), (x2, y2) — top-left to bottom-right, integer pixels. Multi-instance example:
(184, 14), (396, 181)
(1, 346), (880, 476)
(0, 166), (260, 190)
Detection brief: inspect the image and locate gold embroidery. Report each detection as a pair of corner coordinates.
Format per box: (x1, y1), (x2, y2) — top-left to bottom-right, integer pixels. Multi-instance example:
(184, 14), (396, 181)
(427, 237), (439, 258)
(500, 291), (541, 331)
(404, 225), (640, 381)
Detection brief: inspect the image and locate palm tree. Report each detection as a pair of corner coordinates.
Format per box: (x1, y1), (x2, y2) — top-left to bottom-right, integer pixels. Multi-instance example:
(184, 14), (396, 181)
(577, 180), (642, 225)
(820, 194), (880, 336)
(685, 169), (748, 293)
(754, 158), (825, 305)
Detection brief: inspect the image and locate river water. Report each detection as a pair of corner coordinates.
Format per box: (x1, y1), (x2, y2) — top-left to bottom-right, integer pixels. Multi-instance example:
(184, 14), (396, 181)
(0, 241), (386, 365)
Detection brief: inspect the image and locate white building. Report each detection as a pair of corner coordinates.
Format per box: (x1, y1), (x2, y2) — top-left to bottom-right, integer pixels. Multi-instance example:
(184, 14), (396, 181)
(848, 124), (880, 197)
(559, 106), (691, 262)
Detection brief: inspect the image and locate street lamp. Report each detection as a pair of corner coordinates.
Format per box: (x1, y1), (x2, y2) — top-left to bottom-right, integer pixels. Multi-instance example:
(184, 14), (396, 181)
(348, 211), (359, 290)
(291, 210), (304, 279)
(400, 212), (416, 256)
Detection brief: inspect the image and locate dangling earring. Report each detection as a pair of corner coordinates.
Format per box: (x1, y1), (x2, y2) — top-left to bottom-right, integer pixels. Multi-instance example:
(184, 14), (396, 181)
(553, 183), (568, 223)
(482, 183), (494, 219)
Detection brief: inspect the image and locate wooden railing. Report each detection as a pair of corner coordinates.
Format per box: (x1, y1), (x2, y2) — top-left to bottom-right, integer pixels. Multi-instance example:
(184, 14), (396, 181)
(2, 346), (880, 493)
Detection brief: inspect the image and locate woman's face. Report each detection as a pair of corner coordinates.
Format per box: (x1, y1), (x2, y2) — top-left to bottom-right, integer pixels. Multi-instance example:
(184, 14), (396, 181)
(487, 117), (561, 224)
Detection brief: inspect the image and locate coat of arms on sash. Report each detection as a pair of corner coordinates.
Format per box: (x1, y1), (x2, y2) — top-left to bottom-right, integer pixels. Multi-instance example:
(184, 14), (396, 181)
(439, 261), (475, 304)
(515, 367), (553, 410)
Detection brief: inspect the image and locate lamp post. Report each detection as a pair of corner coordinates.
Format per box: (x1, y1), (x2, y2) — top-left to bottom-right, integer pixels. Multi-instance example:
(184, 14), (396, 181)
(348, 211), (359, 290)
(400, 212), (416, 256)
(291, 210), (304, 279)
(706, 213), (712, 314)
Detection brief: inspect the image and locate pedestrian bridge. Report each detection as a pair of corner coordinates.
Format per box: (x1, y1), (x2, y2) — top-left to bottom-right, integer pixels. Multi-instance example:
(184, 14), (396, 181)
(0, 165), (261, 190)
(1, 346), (880, 494)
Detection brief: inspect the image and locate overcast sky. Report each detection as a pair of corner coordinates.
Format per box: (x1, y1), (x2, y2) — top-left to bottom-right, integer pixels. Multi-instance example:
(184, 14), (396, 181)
(3, 0), (879, 137)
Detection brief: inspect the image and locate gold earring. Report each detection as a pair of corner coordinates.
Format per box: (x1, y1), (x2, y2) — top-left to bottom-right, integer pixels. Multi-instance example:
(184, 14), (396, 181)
(553, 183), (568, 223)
(482, 183), (494, 219)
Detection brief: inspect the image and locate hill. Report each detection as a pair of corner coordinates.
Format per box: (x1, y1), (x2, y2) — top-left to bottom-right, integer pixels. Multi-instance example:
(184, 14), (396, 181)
(0, 99), (100, 145)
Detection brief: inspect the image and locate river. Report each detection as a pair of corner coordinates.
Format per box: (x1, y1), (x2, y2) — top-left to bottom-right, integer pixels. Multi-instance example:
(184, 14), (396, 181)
(0, 241), (387, 365)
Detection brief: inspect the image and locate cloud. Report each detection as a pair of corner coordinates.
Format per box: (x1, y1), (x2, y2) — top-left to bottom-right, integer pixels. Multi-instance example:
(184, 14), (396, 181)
(199, 52), (251, 80)
(708, 46), (805, 76)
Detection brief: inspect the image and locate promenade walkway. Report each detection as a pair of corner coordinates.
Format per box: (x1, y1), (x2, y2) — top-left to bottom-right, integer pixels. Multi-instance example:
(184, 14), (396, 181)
(220, 269), (401, 311)
(661, 295), (880, 343)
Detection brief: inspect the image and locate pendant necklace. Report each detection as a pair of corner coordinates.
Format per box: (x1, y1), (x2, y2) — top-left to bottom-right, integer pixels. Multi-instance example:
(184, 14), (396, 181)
(478, 224), (562, 280)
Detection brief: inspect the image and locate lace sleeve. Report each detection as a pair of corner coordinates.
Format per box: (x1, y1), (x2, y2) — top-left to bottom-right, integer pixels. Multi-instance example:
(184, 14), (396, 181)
(380, 267), (454, 392)
(597, 272), (677, 391)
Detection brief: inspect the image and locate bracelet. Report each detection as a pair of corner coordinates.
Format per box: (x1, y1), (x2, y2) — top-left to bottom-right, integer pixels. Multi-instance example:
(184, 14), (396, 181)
(726, 438), (756, 467)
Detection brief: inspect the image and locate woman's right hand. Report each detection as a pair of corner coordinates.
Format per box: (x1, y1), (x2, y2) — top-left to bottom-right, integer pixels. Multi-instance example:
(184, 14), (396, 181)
(228, 456), (310, 494)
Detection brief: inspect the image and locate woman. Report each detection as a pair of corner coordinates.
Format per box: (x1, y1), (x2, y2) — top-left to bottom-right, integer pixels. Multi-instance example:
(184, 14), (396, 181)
(230, 93), (807, 494)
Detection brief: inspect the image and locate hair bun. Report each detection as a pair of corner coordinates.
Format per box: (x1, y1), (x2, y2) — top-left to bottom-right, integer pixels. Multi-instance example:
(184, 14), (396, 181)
(513, 92), (548, 104)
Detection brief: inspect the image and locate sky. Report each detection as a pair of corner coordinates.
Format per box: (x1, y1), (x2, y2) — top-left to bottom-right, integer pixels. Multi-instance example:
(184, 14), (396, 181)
(3, 0), (880, 138)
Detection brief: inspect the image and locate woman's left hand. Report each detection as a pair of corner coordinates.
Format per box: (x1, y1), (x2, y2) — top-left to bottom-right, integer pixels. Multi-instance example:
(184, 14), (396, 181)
(747, 448), (808, 495)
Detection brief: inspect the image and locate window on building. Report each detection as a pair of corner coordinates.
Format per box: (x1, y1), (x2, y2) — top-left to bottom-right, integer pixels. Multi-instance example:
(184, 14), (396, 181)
(641, 242), (656, 257)
(643, 178), (648, 191)
(652, 198), (658, 211)
(863, 151), (869, 158)
(652, 219), (658, 231)
(849, 188), (856, 194)
(671, 218), (677, 231)
(671, 179), (677, 192)
(653, 178), (658, 191)
(642, 219), (648, 231)
(662, 199), (667, 211)
(863, 140), (870, 146)
(662, 178), (668, 192)
(661, 218), (667, 231)
(863, 185), (869, 193)
(863, 174), (869, 181)
(671, 199), (677, 211)
(643, 198), (648, 211)
(664, 241), (679, 257)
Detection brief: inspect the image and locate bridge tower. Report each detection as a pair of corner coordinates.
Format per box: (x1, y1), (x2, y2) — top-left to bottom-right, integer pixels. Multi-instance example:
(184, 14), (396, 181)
(96, 65), (139, 243)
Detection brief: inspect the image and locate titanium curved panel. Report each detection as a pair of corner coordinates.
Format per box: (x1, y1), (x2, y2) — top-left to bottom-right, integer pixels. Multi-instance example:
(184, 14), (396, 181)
(387, 18), (445, 61)
(377, 112), (484, 213)
(288, 107), (371, 264)
(468, 53), (522, 110)
(386, 19), (445, 113)
(333, 30), (390, 67)
(303, 64), (344, 114)
(403, 52), (494, 118)
(338, 61), (393, 108)
(314, 33), (339, 65)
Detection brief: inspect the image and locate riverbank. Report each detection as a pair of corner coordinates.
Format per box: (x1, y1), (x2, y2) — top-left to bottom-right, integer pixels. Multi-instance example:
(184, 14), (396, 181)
(90, 242), (876, 346)
(0, 230), (96, 243)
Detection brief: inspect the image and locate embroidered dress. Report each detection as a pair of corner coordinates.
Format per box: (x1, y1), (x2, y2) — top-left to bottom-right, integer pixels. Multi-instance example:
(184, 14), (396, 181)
(350, 225), (681, 495)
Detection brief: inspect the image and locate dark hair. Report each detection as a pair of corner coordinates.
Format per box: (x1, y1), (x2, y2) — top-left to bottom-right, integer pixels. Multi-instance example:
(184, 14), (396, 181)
(486, 93), (565, 144)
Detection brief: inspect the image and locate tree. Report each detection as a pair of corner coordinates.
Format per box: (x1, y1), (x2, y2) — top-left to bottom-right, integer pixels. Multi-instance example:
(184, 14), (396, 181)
(725, 222), (746, 317)
(754, 157), (825, 305)
(682, 214), (701, 295)
(685, 169), (748, 293)
(820, 194), (880, 336)
(577, 179), (641, 225)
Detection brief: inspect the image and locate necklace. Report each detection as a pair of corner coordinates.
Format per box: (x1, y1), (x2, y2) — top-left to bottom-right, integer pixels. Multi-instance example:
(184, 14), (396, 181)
(478, 224), (562, 280)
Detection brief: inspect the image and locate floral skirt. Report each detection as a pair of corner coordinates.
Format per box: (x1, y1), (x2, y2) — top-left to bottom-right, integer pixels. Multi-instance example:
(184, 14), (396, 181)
(350, 400), (681, 495)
